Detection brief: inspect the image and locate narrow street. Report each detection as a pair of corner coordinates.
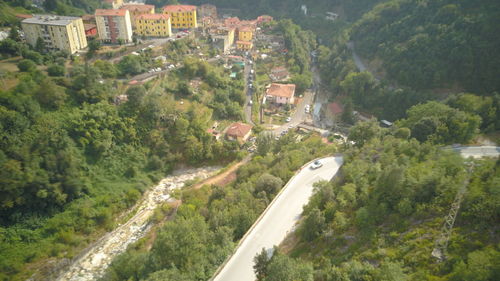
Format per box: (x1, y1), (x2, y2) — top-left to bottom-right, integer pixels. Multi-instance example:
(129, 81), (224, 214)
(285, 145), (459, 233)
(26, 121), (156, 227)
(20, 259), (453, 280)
(243, 58), (254, 125)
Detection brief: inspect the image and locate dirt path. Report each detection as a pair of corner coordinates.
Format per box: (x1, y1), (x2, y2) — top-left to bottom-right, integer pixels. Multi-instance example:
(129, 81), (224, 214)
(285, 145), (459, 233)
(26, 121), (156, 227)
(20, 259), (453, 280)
(55, 166), (221, 281)
(192, 155), (252, 189)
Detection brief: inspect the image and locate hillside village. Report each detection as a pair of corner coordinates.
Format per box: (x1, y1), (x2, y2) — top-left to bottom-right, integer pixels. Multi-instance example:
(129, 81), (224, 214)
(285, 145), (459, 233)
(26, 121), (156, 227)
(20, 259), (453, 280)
(11, 1), (326, 149)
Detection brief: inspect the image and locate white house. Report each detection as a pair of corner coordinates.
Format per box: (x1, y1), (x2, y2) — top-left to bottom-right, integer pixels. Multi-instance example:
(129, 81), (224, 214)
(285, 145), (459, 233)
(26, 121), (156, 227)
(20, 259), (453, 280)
(265, 83), (296, 105)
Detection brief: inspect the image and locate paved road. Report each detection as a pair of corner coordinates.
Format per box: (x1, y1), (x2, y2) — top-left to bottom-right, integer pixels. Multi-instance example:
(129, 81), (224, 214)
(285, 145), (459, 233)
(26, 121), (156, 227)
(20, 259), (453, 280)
(273, 90), (314, 135)
(244, 59), (254, 125)
(452, 146), (500, 158)
(212, 156), (343, 281)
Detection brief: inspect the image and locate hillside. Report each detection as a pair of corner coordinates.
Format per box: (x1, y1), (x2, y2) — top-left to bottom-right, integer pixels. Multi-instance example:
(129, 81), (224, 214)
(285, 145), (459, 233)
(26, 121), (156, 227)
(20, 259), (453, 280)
(351, 0), (500, 93)
(262, 124), (500, 281)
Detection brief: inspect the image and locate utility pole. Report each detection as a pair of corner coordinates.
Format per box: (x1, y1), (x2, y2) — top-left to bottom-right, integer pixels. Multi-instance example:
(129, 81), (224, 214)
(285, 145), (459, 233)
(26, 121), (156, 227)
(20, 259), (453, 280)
(431, 163), (473, 261)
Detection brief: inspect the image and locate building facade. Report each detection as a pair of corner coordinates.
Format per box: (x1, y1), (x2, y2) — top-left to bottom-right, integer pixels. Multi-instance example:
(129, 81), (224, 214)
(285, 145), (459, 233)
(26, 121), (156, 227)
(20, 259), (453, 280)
(135, 14), (172, 37)
(162, 5), (197, 29)
(236, 40), (252, 50)
(238, 26), (253, 41)
(265, 83), (296, 105)
(121, 4), (155, 27)
(95, 9), (133, 44)
(21, 15), (87, 54)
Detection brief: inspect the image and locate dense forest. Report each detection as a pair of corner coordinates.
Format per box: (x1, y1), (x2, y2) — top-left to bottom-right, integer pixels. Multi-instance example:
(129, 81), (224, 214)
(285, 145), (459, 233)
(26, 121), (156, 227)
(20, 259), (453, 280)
(257, 121), (500, 281)
(317, 0), (500, 124)
(351, 0), (500, 93)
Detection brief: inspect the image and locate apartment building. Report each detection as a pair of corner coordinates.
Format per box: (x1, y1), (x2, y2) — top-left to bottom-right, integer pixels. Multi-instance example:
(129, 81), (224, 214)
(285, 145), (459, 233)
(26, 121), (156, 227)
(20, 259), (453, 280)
(162, 5), (197, 29)
(135, 14), (172, 37)
(95, 9), (133, 44)
(21, 15), (87, 54)
(121, 4), (155, 27)
(238, 25), (253, 41)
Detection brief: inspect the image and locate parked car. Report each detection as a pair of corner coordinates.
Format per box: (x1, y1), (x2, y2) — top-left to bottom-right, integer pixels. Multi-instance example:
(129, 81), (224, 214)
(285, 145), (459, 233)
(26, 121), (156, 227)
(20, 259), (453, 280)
(310, 160), (323, 169)
(286, 117), (292, 122)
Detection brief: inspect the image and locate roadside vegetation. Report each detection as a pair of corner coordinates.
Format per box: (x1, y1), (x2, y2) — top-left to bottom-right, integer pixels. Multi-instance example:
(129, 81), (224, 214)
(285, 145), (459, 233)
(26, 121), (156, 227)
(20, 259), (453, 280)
(102, 135), (336, 281)
(258, 121), (499, 281)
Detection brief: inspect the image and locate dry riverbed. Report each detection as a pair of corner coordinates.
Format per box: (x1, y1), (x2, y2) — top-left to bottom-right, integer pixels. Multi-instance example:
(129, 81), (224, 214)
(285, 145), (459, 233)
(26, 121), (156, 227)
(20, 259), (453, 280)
(55, 166), (221, 281)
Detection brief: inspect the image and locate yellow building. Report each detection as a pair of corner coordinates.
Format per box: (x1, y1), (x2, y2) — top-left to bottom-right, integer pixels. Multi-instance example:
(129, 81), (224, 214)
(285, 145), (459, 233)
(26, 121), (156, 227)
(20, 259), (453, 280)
(21, 15), (87, 54)
(135, 14), (172, 37)
(162, 5), (197, 29)
(236, 40), (253, 50)
(121, 4), (155, 28)
(238, 26), (253, 42)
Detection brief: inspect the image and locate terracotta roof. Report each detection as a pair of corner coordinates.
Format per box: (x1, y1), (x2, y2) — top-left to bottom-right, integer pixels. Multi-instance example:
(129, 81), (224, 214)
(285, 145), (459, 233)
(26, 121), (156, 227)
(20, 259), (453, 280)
(236, 40), (252, 45)
(162, 5), (197, 12)
(95, 9), (128, 17)
(239, 26), (253, 32)
(136, 14), (170, 20)
(83, 23), (96, 30)
(121, 4), (155, 13)
(257, 15), (273, 22)
(266, 83), (296, 98)
(226, 122), (253, 138)
(15, 14), (33, 19)
(328, 102), (343, 115)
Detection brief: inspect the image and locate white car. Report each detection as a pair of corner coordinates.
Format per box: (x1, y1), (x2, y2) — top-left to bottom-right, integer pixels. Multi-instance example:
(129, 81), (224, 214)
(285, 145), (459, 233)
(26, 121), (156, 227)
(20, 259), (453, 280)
(286, 117), (292, 122)
(310, 160), (323, 169)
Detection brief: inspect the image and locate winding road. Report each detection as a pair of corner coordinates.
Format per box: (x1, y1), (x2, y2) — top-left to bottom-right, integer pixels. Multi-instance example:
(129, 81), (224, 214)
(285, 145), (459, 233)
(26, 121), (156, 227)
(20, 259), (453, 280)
(212, 156), (343, 281)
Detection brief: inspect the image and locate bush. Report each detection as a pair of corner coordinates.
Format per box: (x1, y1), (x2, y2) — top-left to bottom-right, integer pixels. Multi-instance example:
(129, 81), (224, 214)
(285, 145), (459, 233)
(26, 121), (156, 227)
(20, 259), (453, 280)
(47, 64), (65, 76)
(17, 59), (36, 72)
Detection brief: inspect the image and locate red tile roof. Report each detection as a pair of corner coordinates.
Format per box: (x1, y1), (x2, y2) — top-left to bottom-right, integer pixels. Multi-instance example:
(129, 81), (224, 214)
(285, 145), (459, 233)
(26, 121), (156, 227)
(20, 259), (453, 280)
(95, 9), (128, 17)
(328, 102), (344, 115)
(239, 25), (253, 32)
(162, 5), (197, 13)
(266, 83), (296, 98)
(136, 14), (170, 20)
(121, 4), (155, 13)
(15, 14), (33, 19)
(226, 122), (252, 138)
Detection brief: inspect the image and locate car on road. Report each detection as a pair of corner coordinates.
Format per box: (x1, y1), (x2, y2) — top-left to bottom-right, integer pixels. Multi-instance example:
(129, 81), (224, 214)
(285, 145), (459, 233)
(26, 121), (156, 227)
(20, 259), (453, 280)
(310, 160), (323, 169)
(248, 100), (253, 105)
(286, 117), (291, 122)
(305, 108), (310, 113)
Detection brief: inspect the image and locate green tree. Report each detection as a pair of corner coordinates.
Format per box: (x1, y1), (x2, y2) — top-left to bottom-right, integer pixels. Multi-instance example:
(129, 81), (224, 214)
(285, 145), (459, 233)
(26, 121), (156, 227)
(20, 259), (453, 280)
(17, 59), (36, 72)
(348, 120), (382, 147)
(254, 248), (271, 280)
(264, 253), (314, 281)
(47, 64), (66, 76)
(300, 208), (325, 241)
(255, 173), (283, 198)
(256, 132), (274, 156)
